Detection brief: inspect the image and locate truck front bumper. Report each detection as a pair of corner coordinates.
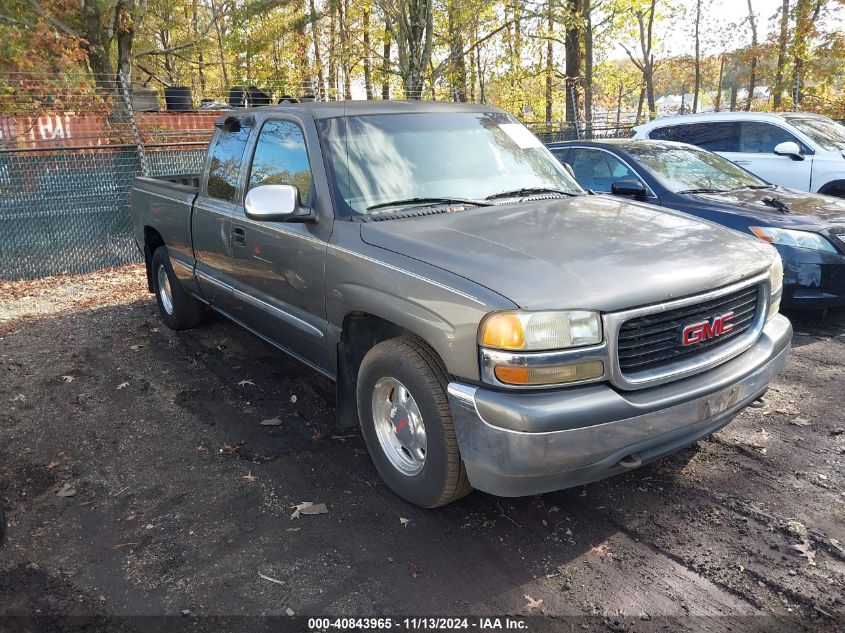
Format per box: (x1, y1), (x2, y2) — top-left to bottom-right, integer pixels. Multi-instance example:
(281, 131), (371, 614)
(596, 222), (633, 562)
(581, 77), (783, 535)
(447, 314), (792, 497)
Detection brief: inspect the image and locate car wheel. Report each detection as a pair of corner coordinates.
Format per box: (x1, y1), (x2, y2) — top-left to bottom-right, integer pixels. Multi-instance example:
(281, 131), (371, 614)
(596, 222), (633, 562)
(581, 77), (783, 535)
(357, 337), (472, 508)
(151, 247), (205, 330)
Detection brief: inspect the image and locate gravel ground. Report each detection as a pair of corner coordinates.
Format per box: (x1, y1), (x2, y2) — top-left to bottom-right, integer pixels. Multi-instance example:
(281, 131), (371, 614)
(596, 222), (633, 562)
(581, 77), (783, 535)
(0, 266), (843, 632)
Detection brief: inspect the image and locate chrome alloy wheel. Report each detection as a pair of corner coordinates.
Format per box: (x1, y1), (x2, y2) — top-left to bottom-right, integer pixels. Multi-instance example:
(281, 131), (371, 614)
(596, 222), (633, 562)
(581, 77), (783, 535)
(371, 377), (427, 476)
(157, 264), (174, 316)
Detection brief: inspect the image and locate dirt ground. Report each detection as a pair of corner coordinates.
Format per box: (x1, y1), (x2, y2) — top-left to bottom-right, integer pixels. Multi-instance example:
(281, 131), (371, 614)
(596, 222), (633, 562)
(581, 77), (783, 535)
(1, 266), (843, 632)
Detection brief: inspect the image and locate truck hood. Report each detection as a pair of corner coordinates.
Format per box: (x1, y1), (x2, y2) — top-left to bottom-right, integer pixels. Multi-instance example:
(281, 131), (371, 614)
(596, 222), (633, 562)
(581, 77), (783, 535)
(360, 196), (775, 312)
(687, 186), (845, 226)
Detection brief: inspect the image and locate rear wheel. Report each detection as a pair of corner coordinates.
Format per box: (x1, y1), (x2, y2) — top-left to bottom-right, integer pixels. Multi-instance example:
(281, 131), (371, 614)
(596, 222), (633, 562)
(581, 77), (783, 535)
(357, 337), (472, 508)
(151, 247), (205, 330)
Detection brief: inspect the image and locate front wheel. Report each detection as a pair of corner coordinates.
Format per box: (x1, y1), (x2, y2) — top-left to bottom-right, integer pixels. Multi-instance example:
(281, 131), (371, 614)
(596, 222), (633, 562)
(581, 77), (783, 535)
(357, 337), (472, 508)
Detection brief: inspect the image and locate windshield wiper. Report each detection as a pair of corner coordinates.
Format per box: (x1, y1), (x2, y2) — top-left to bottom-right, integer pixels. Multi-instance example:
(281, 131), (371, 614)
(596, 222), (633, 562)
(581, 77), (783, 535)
(366, 196), (491, 211)
(485, 187), (578, 200)
(677, 188), (729, 194)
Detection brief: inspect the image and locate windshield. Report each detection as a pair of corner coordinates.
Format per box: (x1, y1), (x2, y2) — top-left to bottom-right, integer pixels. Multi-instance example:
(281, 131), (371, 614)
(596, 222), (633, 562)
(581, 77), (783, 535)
(624, 144), (768, 193)
(318, 112), (583, 216)
(785, 116), (845, 151)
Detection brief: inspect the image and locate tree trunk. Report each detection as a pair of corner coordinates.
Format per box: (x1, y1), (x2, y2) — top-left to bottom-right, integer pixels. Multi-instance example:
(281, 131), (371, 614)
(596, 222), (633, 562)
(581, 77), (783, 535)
(564, 0), (582, 123)
(730, 84), (738, 111)
(545, 0), (554, 123)
(310, 0), (325, 98)
(328, 1), (338, 99)
(447, 0), (467, 101)
(395, 0), (434, 99)
(583, 0), (593, 125)
(80, 0), (115, 95)
(745, 0), (758, 111)
(772, 0), (790, 109)
(692, 0), (701, 112)
(363, 3), (373, 99)
(715, 54), (725, 111)
(635, 86), (645, 124)
(339, 0), (352, 100)
(382, 15), (391, 99)
(209, 0), (229, 88)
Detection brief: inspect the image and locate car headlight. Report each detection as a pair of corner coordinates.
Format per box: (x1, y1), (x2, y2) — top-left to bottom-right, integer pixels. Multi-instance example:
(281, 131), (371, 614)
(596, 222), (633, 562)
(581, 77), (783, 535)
(767, 255), (783, 320)
(750, 226), (837, 253)
(479, 310), (602, 351)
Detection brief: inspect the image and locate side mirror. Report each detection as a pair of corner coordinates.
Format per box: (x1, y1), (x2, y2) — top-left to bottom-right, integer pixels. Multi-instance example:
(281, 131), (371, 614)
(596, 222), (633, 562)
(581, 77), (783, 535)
(611, 179), (647, 199)
(244, 184), (314, 222)
(773, 141), (804, 161)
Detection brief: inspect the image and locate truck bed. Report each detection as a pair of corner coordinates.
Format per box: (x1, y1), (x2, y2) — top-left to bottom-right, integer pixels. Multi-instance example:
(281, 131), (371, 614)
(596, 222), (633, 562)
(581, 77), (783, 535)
(129, 174), (200, 276)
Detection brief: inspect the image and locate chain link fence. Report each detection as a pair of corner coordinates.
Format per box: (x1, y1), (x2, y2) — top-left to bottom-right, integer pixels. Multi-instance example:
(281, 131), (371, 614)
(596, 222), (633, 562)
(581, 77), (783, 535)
(1, 73), (217, 280)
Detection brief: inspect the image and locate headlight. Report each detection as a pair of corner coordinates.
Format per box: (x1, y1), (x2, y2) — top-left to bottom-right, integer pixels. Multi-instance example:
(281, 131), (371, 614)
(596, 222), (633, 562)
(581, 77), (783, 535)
(479, 310), (602, 351)
(750, 226), (837, 253)
(767, 256), (783, 320)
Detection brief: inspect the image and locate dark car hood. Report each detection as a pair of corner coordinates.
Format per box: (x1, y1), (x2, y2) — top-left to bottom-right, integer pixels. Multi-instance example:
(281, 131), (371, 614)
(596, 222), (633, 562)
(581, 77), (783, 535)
(360, 196), (775, 312)
(688, 186), (845, 226)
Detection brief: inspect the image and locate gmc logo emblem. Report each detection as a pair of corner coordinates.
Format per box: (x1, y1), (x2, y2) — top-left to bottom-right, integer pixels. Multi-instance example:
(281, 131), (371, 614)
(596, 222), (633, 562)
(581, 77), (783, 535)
(682, 312), (735, 346)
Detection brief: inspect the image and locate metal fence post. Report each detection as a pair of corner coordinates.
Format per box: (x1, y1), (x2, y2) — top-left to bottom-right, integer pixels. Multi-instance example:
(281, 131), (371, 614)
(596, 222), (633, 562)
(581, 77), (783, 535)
(119, 70), (148, 176)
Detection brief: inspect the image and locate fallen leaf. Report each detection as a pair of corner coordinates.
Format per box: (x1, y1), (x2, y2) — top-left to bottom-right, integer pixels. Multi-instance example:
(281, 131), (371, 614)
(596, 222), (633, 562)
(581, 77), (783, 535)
(117, 381), (129, 390)
(400, 517), (411, 527)
(523, 594), (544, 613)
(129, 344), (143, 351)
(242, 471), (257, 482)
(290, 501), (328, 519)
(56, 483), (76, 498)
(790, 417), (812, 427)
(61, 375), (74, 383)
(220, 444), (237, 455)
(286, 527), (301, 533)
(9, 394), (25, 402)
(286, 608), (295, 616)
(791, 542), (817, 566)
(260, 417), (283, 426)
(238, 379), (255, 387)
(787, 520), (808, 539)
(290, 395), (297, 403)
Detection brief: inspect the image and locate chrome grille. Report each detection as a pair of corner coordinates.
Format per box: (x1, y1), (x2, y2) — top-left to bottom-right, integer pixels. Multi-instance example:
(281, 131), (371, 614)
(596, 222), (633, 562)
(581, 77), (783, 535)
(617, 284), (761, 375)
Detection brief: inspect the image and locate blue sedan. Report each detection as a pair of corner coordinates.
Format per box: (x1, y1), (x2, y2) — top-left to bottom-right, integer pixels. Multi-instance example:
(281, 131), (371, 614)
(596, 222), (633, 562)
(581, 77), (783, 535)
(548, 139), (845, 310)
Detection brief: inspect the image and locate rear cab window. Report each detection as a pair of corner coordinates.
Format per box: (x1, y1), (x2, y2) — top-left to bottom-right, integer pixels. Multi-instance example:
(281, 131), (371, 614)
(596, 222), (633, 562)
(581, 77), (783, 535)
(205, 118), (253, 202)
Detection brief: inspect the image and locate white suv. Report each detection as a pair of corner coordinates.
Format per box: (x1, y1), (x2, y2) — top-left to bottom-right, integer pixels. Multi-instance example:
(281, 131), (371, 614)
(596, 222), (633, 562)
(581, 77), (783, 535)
(633, 112), (845, 198)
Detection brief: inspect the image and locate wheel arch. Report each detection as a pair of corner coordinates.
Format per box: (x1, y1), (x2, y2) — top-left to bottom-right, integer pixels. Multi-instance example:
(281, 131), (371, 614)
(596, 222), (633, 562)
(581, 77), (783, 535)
(335, 311), (450, 429)
(816, 179), (845, 198)
(143, 226), (166, 292)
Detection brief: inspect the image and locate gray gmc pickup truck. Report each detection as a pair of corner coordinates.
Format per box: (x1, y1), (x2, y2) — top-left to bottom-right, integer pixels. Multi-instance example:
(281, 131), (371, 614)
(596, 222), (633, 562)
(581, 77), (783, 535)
(129, 101), (792, 507)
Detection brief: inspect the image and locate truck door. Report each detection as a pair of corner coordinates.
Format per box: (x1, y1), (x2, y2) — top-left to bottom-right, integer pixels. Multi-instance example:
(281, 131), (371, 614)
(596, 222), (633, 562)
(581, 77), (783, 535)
(228, 116), (331, 372)
(192, 117), (253, 311)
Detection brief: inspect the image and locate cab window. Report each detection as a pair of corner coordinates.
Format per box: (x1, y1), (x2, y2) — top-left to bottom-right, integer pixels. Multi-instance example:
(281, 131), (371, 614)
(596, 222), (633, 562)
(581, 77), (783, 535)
(248, 120), (313, 205)
(206, 122), (252, 202)
(568, 148), (641, 193)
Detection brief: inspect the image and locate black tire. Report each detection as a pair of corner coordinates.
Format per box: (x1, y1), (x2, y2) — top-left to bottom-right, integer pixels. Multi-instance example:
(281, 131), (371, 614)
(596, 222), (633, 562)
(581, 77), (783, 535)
(356, 337), (472, 508)
(151, 247), (205, 330)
